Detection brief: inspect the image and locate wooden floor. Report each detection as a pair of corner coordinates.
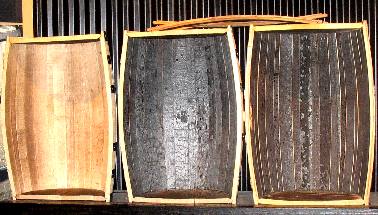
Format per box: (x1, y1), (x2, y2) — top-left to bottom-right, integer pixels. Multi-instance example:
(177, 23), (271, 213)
(0, 201), (378, 215)
(0, 192), (378, 214)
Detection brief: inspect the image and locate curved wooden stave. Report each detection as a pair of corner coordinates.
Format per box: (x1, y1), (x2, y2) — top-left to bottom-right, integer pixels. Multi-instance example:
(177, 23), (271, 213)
(148, 14), (327, 31)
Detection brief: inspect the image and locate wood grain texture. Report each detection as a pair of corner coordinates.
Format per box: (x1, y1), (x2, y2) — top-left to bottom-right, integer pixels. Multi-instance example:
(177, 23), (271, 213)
(2, 36), (112, 201)
(147, 14), (326, 31)
(120, 31), (241, 203)
(246, 25), (375, 206)
(0, 26), (20, 201)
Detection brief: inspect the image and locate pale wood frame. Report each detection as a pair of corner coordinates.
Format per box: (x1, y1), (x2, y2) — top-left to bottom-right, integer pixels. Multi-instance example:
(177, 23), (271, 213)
(245, 22), (376, 206)
(22, 0), (33, 37)
(1, 33), (114, 202)
(119, 27), (243, 204)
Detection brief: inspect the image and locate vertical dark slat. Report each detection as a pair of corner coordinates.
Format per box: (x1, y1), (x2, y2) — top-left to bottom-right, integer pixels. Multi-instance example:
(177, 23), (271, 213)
(308, 33), (321, 190)
(207, 36), (223, 192)
(134, 0), (140, 30)
(299, 33), (311, 190)
(273, 34), (282, 192)
(178, 0), (182, 19)
(47, 0), (53, 36)
(89, 0), (96, 34)
(226, 1), (234, 15)
(336, 32), (347, 193)
(111, 0), (121, 191)
(123, 38), (134, 194)
(350, 31), (361, 194)
(79, 0), (85, 34)
(251, 33), (264, 197)
(35, 0), (43, 37)
(298, 0), (301, 16)
(318, 33), (331, 191)
(292, 33), (301, 190)
(168, 0), (174, 20)
(201, 0), (205, 17)
(328, 33), (342, 191)
(279, 33), (294, 191)
(361, 0), (364, 20)
(155, 0), (160, 22)
(328, 0), (332, 22)
(255, 0), (258, 15)
(266, 33), (278, 192)
(123, 0), (129, 30)
(290, 0), (294, 16)
(257, 33), (268, 195)
(310, 0), (314, 14)
(354, 30), (370, 196)
(339, 32), (356, 193)
(342, 0), (345, 22)
(145, 0), (151, 28)
(304, 0), (307, 15)
(100, 0), (107, 31)
(218, 0), (222, 15)
(68, 0), (75, 35)
(351, 32), (369, 193)
(208, 0), (211, 17)
(225, 1), (228, 15)
(354, 0), (358, 22)
(222, 35), (239, 196)
(183, 0), (188, 19)
(195, 0), (198, 17)
(335, 0), (339, 22)
(348, 0), (351, 22)
(189, 0), (193, 18)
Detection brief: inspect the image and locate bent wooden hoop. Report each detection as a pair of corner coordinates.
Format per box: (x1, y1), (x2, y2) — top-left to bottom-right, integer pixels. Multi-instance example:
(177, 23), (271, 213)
(148, 14), (327, 31)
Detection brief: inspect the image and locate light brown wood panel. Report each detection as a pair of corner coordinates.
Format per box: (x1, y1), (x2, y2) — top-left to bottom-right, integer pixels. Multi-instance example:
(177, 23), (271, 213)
(2, 35), (113, 201)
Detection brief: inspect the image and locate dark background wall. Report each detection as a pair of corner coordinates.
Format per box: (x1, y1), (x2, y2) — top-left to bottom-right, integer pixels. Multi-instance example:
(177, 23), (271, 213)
(2, 0), (377, 193)
(0, 0), (22, 23)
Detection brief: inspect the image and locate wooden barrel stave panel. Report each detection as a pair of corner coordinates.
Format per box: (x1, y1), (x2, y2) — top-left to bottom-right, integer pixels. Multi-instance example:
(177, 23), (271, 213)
(249, 28), (371, 200)
(4, 39), (110, 199)
(123, 34), (237, 199)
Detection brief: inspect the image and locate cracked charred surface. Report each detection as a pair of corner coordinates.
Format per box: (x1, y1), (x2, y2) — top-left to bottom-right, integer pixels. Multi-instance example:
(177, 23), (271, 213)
(249, 29), (371, 200)
(123, 34), (237, 199)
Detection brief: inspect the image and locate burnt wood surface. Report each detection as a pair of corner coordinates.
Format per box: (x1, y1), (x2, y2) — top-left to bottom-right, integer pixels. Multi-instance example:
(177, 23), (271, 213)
(249, 29), (371, 199)
(123, 34), (237, 198)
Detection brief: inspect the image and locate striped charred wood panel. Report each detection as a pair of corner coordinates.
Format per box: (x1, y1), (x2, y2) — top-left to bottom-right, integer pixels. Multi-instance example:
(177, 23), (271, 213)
(123, 34), (237, 199)
(249, 28), (371, 200)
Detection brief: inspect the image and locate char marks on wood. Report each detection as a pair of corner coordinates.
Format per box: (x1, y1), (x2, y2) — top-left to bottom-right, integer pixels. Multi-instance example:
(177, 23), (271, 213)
(123, 34), (237, 199)
(249, 29), (371, 200)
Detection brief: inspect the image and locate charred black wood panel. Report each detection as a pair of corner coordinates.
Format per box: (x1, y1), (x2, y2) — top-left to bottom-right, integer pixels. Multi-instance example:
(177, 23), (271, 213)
(249, 29), (371, 200)
(123, 34), (237, 198)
